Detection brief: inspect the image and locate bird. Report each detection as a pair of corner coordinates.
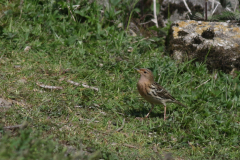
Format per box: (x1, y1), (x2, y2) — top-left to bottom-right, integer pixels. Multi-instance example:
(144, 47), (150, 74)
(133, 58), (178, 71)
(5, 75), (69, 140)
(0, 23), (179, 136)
(135, 68), (187, 120)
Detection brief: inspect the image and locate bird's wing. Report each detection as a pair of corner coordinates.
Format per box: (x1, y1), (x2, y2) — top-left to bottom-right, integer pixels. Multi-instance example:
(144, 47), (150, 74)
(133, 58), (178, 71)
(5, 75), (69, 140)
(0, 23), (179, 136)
(149, 82), (177, 101)
(150, 82), (188, 107)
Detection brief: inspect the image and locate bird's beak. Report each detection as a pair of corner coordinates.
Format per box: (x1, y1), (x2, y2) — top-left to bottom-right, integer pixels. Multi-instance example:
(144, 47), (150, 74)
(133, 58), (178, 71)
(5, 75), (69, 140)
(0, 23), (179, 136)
(135, 68), (141, 73)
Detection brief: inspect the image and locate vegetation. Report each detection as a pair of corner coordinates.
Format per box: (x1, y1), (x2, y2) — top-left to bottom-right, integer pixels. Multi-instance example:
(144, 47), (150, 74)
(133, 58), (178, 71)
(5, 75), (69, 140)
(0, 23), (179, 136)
(0, 0), (239, 159)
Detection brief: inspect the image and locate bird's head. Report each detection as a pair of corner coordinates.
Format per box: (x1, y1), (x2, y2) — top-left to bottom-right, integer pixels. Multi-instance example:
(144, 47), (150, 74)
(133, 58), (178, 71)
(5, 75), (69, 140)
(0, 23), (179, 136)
(135, 68), (154, 83)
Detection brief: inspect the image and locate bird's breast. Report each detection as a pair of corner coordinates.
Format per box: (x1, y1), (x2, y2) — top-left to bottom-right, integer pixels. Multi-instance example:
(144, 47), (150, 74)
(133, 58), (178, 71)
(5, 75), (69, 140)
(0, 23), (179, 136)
(137, 82), (163, 105)
(137, 82), (148, 98)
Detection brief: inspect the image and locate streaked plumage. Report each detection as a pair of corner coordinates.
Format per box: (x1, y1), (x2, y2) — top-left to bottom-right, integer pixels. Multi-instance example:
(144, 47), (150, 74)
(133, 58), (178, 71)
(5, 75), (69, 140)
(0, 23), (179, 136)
(135, 68), (187, 120)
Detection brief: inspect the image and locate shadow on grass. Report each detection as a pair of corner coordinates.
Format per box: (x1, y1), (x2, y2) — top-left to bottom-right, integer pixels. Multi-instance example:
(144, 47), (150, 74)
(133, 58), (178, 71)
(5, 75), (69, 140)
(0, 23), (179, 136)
(126, 107), (165, 119)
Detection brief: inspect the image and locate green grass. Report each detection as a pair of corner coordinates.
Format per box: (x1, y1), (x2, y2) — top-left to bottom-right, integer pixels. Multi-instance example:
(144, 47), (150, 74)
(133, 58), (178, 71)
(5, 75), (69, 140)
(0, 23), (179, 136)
(0, 0), (240, 159)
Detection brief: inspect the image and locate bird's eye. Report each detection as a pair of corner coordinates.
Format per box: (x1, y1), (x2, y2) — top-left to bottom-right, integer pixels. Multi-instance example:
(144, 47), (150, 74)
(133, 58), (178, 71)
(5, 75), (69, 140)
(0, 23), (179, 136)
(144, 71), (147, 74)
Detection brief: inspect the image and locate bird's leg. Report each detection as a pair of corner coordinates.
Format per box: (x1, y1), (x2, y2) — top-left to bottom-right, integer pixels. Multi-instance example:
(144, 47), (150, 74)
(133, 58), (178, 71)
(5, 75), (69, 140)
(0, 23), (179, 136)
(164, 105), (167, 121)
(145, 104), (154, 118)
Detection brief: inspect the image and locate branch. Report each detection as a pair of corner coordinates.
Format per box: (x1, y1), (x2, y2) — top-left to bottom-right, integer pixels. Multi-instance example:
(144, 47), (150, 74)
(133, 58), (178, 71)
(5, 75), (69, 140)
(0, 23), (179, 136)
(234, 0), (238, 12)
(123, 143), (138, 149)
(139, 20), (153, 25)
(183, 0), (192, 15)
(4, 122), (28, 130)
(66, 0), (76, 21)
(212, 3), (219, 15)
(19, 0), (24, 19)
(67, 80), (99, 91)
(132, 37), (149, 43)
(152, 0), (158, 28)
(211, 0), (214, 16)
(36, 83), (63, 90)
(195, 79), (210, 89)
(67, 5), (76, 22)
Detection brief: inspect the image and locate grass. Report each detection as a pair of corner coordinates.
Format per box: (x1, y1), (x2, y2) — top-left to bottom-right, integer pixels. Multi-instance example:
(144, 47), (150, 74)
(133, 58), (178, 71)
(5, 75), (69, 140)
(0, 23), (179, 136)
(0, 0), (240, 159)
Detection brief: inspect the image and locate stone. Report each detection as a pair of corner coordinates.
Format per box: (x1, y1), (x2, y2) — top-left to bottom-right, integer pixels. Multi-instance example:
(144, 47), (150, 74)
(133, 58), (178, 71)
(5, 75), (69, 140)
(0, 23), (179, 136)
(0, 98), (12, 108)
(168, 20), (240, 72)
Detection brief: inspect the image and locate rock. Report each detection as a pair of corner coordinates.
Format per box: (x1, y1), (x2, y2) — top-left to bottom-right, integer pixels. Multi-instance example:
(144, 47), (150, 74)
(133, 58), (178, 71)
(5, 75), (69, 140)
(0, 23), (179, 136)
(24, 46), (31, 52)
(14, 65), (21, 69)
(168, 20), (240, 72)
(17, 78), (27, 84)
(0, 98), (12, 108)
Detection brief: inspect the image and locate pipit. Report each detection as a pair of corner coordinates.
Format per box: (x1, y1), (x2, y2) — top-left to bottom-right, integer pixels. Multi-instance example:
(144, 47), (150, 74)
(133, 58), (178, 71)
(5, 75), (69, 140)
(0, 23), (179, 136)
(135, 68), (187, 120)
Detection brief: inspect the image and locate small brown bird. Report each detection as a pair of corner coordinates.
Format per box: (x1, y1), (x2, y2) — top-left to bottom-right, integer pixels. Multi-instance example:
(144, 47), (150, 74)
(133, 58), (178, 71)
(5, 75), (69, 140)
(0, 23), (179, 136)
(135, 68), (187, 120)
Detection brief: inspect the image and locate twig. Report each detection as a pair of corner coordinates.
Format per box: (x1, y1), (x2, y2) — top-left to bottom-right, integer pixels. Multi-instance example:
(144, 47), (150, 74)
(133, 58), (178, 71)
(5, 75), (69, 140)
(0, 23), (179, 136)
(73, 5), (80, 10)
(205, 0), (208, 21)
(4, 124), (23, 129)
(66, 0), (76, 22)
(67, 80), (99, 91)
(195, 79), (210, 89)
(67, 5), (76, 22)
(211, 0), (214, 16)
(234, 0), (238, 12)
(4, 122), (28, 129)
(123, 143), (138, 149)
(36, 83), (63, 90)
(212, 3), (219, 15)
(19, 0), (24, 19)
(139, 20), (153, 25)
(116, 118), (125, 132)
(183, 0), (192, 15)
(226, 7), (233, 12)
(67, 80), (80, 86)
(211, 0), (214, 15)
(132, 37), (149, 43)
(116, 112), (124, 116)
(139, 14), (154, 21)
(152, 0), (158, 28)
(0, 106), (11, 108)
(213, 72), (218, 80)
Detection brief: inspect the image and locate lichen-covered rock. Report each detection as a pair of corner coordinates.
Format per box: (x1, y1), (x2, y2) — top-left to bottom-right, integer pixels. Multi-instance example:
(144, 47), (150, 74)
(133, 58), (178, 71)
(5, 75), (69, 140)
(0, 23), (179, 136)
(168, 20), (240, 73)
